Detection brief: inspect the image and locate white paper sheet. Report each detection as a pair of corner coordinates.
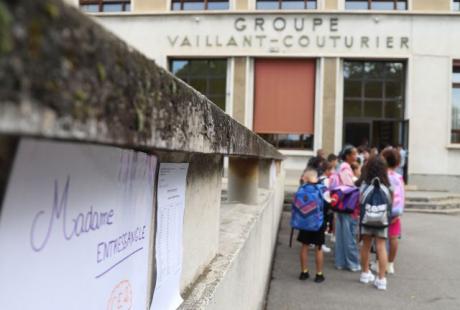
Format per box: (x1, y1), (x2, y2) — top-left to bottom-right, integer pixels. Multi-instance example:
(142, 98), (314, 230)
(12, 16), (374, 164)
(151, 163), (189, 310)
(0, 138), (157, 310)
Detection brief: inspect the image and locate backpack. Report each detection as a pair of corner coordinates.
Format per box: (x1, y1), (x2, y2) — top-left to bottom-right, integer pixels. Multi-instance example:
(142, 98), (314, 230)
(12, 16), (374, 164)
(329, 185), (360, 213)
(289, 183), (325, 247)
(360, 178), (393, 229)
(291, 184), (325, 231)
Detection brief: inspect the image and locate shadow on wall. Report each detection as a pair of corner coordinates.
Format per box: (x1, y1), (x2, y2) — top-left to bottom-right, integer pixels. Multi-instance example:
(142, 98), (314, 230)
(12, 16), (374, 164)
(0, 136), (18, 207)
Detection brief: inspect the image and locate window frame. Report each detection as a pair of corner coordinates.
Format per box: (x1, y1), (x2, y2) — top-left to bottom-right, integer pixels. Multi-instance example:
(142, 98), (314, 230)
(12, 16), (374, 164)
(256, 0), (317, 10)
(451, 61), (460, 144)
(454, 0), (460, 11)
(344, 0), (407, 10)
(171, 0), (230, 10)
(79, 0), (131, 12)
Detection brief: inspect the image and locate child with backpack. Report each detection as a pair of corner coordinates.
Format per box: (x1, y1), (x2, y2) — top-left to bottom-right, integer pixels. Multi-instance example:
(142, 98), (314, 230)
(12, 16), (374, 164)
(291, 168), (327, 283)
(332, 145), (361, 272)
(358, 156), (392, 290)
(382, 148), (405, 275)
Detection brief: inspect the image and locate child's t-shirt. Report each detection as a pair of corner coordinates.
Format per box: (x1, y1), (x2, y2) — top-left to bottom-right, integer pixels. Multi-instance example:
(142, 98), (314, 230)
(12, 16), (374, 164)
(388, 170), (405, 217)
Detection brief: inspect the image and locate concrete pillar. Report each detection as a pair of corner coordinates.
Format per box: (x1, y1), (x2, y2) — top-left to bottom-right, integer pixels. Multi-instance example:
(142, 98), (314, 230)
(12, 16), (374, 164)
(412, 0), (450, 11)
(324, 0), (339, 10)
(234, 0), (249, 10)
(133, 0), (168, 12)
(233, 57), (247, 125)
(228, 157), (259, 204)
(259, 159), (272, 189)
(322, 58), (338, 155)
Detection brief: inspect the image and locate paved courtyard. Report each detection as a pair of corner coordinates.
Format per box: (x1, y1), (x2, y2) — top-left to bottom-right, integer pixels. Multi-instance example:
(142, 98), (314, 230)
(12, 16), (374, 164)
(266, 212), (460, 310)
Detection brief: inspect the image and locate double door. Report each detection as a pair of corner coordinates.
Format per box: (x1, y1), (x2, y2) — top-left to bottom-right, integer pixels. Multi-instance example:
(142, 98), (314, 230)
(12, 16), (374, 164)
(344, 119), (409, 150)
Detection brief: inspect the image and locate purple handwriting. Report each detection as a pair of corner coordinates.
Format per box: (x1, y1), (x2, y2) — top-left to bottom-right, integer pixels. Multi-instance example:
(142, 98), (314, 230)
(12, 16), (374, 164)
(30, 176), (114, 252)
(97, 225), (146, 263)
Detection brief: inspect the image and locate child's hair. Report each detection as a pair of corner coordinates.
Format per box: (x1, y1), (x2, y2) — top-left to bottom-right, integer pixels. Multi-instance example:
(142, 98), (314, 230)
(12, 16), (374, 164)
(381, 148), (401, 169)
(327, 153), (338, 162)
(302, 168), (318, 184)
(350, 162), (360, 172)
(307, 156), (326, 176)
(359, 156), (390, 187)
(339, 144), (355, 161)
(322, 161), (334, 174)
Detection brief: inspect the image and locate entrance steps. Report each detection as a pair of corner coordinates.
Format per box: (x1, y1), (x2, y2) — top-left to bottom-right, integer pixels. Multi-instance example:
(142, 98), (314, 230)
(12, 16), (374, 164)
(405, 190), (460, 214)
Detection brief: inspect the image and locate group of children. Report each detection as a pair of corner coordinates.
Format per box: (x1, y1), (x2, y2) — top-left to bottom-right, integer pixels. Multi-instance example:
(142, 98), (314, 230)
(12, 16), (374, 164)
(292, 145), (405, 291)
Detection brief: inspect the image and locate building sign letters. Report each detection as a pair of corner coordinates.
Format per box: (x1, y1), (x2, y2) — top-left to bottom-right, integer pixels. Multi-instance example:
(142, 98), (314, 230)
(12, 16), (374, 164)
(167, 16), (409, 51)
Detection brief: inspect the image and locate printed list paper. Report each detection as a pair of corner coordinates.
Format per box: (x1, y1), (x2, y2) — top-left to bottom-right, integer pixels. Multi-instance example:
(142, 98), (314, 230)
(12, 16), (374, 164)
(151, 163), (189, 310)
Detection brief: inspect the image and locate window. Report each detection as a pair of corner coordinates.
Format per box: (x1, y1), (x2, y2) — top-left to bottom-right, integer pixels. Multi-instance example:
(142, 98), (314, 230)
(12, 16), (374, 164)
(454, 0), (460, 11)
(344, 61), (405, 119)
(256, 0), (316, 10)
(171, 0), (229, 10)
(452, 62), (460, 143)
(345, 0), (407, 10)
(80, 0), (130, 12)
(170, 59), (227, 111)
(343, 61), (406, 148)
(254, 59), (316, 150)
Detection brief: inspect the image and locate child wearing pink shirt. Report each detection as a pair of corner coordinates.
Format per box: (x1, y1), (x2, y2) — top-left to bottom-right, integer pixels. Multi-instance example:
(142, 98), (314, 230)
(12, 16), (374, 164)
(382, 148), (405, 275)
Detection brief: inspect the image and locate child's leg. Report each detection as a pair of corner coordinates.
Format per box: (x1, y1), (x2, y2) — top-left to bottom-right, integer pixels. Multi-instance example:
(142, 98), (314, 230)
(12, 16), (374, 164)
(315, 245), (324, 274)
(376, 238), (388, 279)
(389, 237), (399, 263)
(300, 244), (309, 272)
(360, 235), (372, 273)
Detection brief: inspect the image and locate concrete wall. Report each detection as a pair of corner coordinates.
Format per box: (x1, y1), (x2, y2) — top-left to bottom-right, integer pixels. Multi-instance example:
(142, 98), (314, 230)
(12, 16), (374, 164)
(180, 171), (286, 310)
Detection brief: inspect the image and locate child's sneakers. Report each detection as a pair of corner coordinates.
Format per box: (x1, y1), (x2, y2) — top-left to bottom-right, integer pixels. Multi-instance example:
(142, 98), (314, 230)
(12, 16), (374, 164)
(298, 271), (310, 281)
(360, 271), (375, 284)
(322, 245), (331, 253)
(374, 277), (387, 290)
(314, 273), (325, 283)
(387, 262), (395, 274)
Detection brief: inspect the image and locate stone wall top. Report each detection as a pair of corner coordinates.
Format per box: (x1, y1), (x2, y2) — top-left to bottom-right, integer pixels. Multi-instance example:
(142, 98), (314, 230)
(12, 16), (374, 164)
(0, 0), (283, 160)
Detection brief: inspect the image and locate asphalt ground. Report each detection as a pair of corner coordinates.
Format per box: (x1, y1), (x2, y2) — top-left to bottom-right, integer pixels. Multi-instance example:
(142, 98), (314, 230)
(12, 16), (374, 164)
(266, 212), (460, 310)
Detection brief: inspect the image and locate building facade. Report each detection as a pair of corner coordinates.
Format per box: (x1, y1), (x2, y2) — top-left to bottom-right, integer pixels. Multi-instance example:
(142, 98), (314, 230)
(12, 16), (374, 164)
(71, 0), (460, 191)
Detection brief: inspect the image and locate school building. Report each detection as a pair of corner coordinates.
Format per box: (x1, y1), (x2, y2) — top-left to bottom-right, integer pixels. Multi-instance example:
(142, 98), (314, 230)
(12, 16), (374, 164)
(70, 0), (460, 191)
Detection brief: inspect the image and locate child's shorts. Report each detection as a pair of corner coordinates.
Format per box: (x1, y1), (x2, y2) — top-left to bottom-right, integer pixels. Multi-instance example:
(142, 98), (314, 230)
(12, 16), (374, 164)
(360, 226), (388, 239)
(297, 229), (325, 246)
(389, 218), (402, 238)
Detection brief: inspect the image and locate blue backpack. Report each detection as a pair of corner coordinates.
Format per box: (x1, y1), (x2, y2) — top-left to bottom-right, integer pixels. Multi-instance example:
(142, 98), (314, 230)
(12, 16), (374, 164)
(290, 183), (325, 233)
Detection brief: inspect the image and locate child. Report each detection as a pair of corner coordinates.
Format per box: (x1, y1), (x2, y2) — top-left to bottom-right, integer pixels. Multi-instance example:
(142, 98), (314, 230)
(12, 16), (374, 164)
(322, 161), (335, 239)
(351, 162), (361, 183)
(358, 156), (392, 290)
(381, 148), (405, 275)
(334, 145), (361, 272)
(297, 168), (327, 283)
(327, 153), (339, 171)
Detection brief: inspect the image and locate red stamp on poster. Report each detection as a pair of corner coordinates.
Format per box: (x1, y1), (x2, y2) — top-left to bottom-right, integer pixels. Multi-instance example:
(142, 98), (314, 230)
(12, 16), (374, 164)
(107, 280), (133, 310)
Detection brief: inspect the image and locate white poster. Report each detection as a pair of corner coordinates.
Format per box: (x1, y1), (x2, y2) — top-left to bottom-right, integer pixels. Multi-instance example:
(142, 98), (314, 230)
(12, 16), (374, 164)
(0, 138), (157, 310)
(151, 163), (189, 310)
